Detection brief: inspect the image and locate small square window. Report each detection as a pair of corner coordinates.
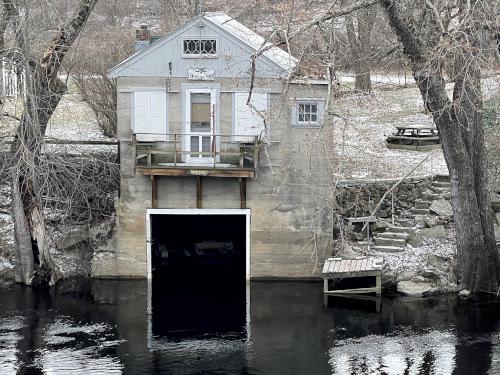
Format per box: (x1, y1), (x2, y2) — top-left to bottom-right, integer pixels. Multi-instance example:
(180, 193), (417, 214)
(297, 102), (321, 127)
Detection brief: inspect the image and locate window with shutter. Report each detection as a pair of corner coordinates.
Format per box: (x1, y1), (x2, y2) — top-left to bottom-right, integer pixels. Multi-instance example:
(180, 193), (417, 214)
(133, 91), (167, 141)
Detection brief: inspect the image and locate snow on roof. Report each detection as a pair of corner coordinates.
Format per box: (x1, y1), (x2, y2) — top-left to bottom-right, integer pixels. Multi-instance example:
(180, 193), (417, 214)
(203, 11), (298, 74)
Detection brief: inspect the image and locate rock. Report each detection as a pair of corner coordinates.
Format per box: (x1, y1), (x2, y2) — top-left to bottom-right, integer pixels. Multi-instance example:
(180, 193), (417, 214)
(421, 225), (446, 240)
(396, 270), (417, 283)
(397, 280), (434, 297)
(407, 232), (422, 247)
(496, 212), (500, 225)
(419, 269), (441, 281)
(56, 228), (91, 250)
(424, 216), (439, 228)
(429, 199), (453, 217)
(427, 254), (451, 271)
(374, 219), (390, 231)
(423, 287), (443, 296)
(459, 289), (471, 298)
(495, 224), (500, 242)
(491, 193), (500, 212)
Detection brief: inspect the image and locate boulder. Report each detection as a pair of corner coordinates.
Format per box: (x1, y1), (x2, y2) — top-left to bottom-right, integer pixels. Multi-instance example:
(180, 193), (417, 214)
(396, 270), (417, 283)
(496, 212), (500, 225)
(419, 269), (441, 281)
(421, 225), (446, 240)
(429, 199), (453, 217)
(397, 280), (434, 297)
(427, 254), (451, 271)
(56, 228), (91, 250)
(459, 289), (471, 298)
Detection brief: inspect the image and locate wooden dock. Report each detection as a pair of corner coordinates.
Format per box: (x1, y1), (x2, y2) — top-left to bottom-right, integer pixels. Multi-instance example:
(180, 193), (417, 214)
(322, 257), (383, 295)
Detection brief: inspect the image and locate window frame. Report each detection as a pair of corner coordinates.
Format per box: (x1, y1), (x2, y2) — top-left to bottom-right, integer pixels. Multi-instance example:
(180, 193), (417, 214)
(293, 99), (324, 128)
(181, 37), (219, 59)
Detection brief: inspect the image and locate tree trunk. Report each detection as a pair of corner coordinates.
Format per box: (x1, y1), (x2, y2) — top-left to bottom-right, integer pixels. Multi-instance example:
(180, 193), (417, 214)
(380, 0), (499, 292)
(6, 0), (99, 287)
(346, 6), (375, 91)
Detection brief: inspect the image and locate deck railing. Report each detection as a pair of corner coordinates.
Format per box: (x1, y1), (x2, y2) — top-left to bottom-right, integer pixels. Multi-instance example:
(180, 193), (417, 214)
(131, 133), (261, 171)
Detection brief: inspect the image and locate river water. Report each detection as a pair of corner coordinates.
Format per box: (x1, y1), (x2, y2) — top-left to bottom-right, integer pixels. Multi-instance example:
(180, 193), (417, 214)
(0, 279), (500, 374)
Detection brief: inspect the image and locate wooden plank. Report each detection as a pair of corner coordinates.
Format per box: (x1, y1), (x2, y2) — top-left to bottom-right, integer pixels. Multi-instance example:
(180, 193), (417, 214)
(360, 258), (368, 272)
(331, 270), (382, 278)
(325, 287), (379, 295)
(138, 167), (255, 178)
(239, 178), (247, 209)
(328, 261), (335, 274)
(333, 260), (341, 273)
(354, 259), (363, 272)
(322, 260), (330, 274)
(387, 135), (439, 141)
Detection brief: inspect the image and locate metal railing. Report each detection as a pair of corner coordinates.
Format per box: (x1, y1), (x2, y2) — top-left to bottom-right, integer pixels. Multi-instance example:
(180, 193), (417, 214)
(131, 133), (260, 170)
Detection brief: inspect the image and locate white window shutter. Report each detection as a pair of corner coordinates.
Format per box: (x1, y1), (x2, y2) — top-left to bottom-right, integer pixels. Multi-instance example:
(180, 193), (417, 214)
(234, 92), (267, 142)
(133, 91), (167, 141)
(149, 92), (167, 140)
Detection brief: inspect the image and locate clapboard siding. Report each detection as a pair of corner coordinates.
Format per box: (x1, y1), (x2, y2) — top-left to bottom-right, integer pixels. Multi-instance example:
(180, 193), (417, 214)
(111, 19), (285, 79)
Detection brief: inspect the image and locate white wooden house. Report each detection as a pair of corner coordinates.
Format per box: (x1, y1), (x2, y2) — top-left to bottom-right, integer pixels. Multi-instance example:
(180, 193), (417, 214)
(100, 12), (331, 281)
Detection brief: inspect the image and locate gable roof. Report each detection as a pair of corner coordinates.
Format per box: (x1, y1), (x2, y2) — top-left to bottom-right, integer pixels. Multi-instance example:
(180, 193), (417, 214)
(109, 11), (297, 78)
(203, 12), (297, 73)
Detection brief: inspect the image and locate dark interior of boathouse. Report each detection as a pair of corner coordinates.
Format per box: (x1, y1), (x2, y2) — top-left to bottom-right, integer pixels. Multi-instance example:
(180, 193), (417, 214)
(150, 214), (247, 339)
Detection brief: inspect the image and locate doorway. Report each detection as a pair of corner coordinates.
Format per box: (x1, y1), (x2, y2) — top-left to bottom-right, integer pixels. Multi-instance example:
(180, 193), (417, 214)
(185, 89), (217, 164)
(146, 209), (250, 340)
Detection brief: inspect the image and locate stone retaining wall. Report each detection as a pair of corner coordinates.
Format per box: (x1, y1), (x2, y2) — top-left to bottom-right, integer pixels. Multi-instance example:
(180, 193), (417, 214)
(335, 175), (440, 218)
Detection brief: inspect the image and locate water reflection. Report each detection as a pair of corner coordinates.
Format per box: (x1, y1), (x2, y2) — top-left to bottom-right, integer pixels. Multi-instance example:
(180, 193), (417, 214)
(0, 280), (500, 374)
(329, 328), (456, 374)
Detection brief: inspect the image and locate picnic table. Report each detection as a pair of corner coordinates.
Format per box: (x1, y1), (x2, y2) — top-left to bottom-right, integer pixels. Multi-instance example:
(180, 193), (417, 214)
(394, 124), (439, 137)
(386, 124), (441, 150)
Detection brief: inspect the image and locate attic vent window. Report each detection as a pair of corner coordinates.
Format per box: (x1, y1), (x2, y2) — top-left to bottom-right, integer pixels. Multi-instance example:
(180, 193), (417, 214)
(183, 39), (217, 56)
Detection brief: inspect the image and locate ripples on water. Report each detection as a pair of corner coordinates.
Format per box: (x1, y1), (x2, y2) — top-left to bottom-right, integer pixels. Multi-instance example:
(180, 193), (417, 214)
(0, 280), (500, 374)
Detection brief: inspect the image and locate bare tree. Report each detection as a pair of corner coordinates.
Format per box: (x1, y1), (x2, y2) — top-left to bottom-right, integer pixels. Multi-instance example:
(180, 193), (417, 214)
(5, 0), (99, 286)
(346, 5), (376, 91)
(379, 0), (499, 292)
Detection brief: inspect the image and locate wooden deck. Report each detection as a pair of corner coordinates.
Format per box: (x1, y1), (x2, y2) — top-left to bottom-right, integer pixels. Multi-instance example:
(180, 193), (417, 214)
(136, 165), (255, 178)
(322, 257), (383, 295)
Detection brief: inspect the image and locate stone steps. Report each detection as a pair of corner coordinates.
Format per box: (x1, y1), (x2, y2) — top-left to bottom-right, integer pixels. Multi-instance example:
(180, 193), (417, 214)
(378, 232), (409, 240)
(422, 191), (441, 201)
(395, 218), (414, 227)
(373, 245), (406, 253)
(415, 200), (431, 209)
(388, 226), (415, 234)
(431, 181), (451, 188)
(430, 185), (449, 194)
(411, 208), (430, 215)
(374, 237), (407, 247)
(356, 241), (371, 248)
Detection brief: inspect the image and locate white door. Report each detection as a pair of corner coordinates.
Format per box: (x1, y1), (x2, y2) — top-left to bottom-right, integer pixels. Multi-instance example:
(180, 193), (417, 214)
(185, 89), (217, 163)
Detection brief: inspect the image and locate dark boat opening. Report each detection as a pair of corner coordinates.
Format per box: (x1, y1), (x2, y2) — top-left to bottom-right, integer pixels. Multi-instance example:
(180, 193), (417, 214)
(150, 213), (247, 340)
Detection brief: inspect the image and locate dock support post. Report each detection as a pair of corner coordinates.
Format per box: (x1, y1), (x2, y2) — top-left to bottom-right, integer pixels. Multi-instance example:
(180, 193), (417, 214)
(151, 175), (158, 209)
(376, 275), (381, 296)
(196, 176), (203, 209)
(239, 178), (247, 209)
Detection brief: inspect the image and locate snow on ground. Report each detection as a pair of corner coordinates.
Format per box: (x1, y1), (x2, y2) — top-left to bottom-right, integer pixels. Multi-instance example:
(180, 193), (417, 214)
(330, 86), (448, 179)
